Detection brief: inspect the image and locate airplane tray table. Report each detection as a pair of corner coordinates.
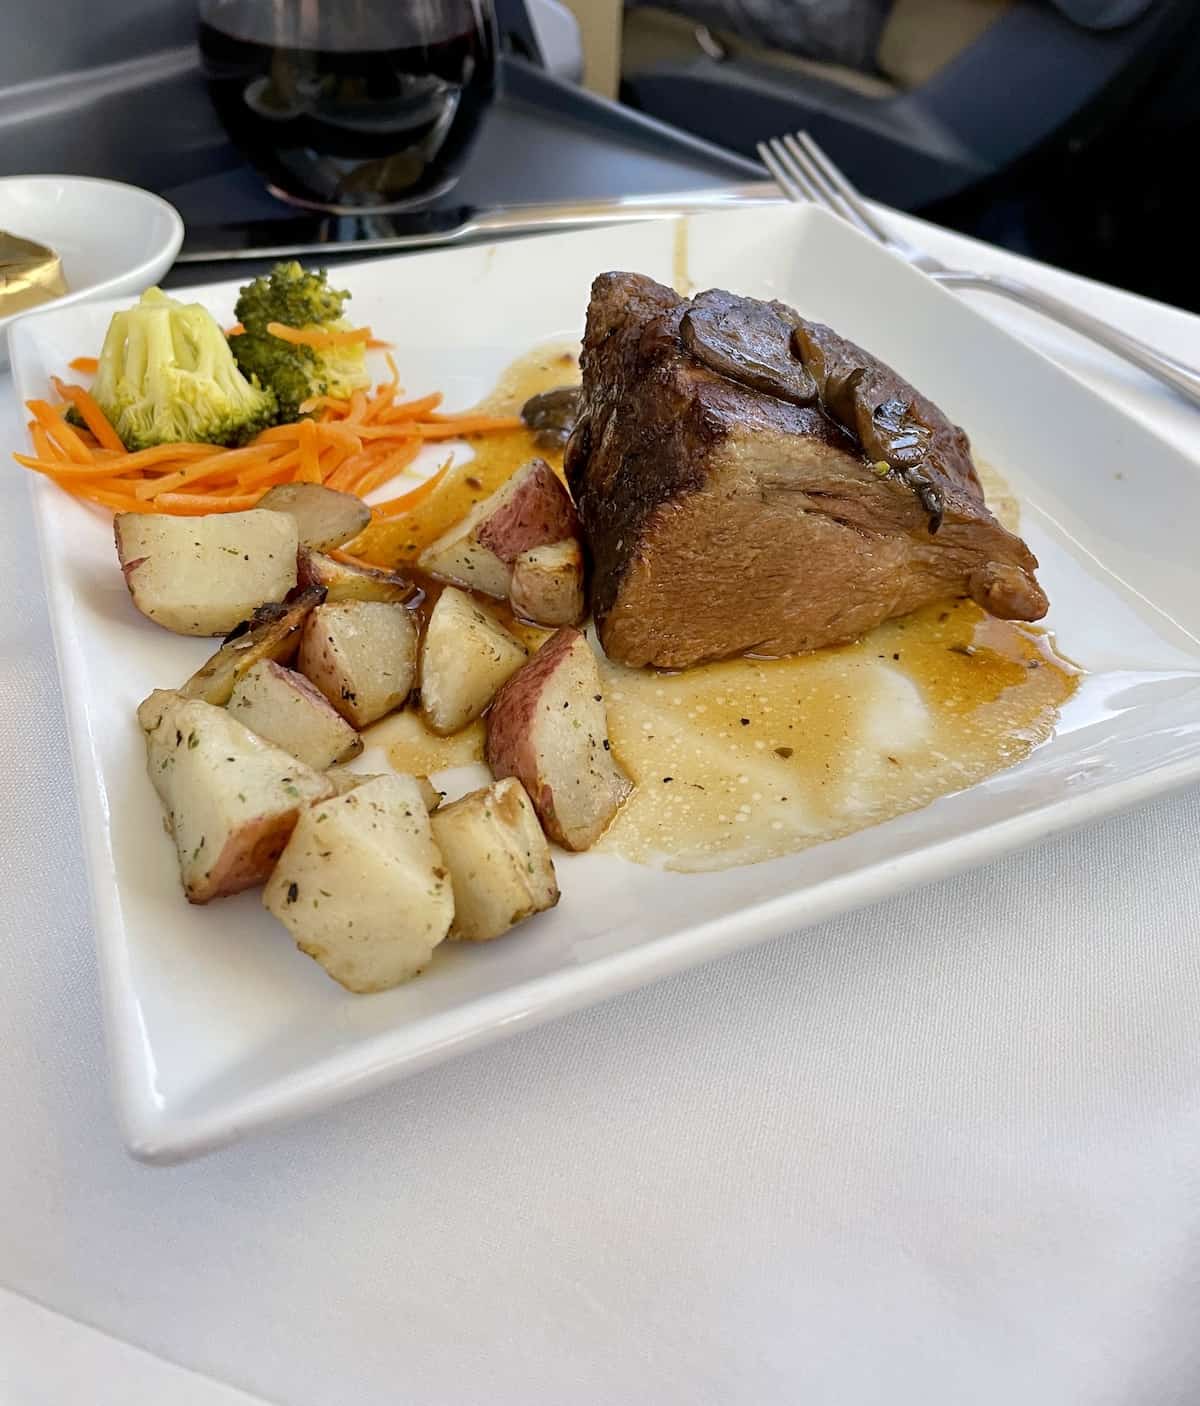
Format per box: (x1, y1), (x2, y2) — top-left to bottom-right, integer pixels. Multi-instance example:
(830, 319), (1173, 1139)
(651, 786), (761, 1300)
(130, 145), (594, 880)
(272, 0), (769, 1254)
(0, 50), (762, 283)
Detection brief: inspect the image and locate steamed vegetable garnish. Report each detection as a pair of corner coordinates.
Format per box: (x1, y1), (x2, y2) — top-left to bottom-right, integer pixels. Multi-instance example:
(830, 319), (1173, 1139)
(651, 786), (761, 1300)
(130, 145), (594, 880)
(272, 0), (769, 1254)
(93, 288), (277, 451)
(231, 261), (371, 422)
(14, 352), (520, 519)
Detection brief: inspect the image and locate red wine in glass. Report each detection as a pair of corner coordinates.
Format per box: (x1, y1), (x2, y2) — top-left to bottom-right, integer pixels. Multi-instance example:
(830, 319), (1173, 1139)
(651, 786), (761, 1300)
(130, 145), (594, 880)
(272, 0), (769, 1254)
(197, 0), (496, 213)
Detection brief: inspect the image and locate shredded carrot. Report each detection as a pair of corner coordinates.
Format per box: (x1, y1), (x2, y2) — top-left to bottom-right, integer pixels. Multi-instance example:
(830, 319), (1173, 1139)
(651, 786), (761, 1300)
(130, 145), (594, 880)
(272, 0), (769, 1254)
(371, 461), (452, 519)
(326, 443), (385, 495)
(68, 355), (100, 375)
(110, 443), (225, 471)
(365, 384), (396, 419)
(254, 423), (310, 445)
(266, 321), (372, 348)
(29, 423), (57, 463)
(415, 415), (522, 440)
(135, 448), (275, 500)
(237, 449), (301, 491)
(14, 452), (150, 482)
(299, 394), (350, 416)
(315, 422), (363, 455)
(330, 548), (385, 570)
(50, 378), (126, 453)
(382, 392), (443, 423)
(297, 418), (321, 482)
(14, 345), (530, 515)
(28, 400), (94, 464)
(155, 492), (263, 514)
(71, 486), (155, 514)
(338, 422), (416, 442)
(226, 322), (245, 337)
(351, 440), (422, 498)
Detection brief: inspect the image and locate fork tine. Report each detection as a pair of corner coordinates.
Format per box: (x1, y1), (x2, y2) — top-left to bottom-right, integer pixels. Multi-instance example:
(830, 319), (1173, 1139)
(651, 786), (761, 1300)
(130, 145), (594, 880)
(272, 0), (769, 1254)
(761, 135), (886, 248)
(778, 133), (879, 240)
(757, 138), (816, 205)
(794, 131), (891, 244)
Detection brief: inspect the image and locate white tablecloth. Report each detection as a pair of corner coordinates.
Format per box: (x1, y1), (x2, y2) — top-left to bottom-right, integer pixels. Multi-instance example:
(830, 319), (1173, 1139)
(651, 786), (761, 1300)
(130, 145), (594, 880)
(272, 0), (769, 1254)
(2, 215), (1199, 1406)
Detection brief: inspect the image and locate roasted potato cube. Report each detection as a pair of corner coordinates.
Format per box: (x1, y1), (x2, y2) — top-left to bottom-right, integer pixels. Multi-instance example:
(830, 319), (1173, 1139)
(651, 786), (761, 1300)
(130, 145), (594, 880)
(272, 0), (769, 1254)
(325, 767), (441, 811)
(420, 586), (527, 736)
(431, 778), (559, 941)
(179, 587), (326, 706)
(263, 774), (454, 992)
(257, 482), (371, 552)
(417, 458), (579, 598)
(297, 546), (417, 605)
(510, 539), (586, 627)
(297, 600), (417, 728)
(485, 627), (632, 851)
(140, 693), (332, 903)
(114, 509), (298, 636)
(137, 687), (181, 734)
(228, 660), (362, 770)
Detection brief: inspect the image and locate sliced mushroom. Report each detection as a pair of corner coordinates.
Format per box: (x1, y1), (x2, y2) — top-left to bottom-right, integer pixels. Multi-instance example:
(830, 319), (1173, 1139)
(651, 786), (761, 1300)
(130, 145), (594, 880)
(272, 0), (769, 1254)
(792, 322), (945, 532)
(521, 386), (581, 450)
(681, 289), (817, 406)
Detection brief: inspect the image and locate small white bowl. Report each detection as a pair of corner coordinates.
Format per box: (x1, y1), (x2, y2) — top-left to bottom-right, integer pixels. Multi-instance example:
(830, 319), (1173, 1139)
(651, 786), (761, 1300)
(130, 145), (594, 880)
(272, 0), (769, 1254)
(0, 175), (184, 367)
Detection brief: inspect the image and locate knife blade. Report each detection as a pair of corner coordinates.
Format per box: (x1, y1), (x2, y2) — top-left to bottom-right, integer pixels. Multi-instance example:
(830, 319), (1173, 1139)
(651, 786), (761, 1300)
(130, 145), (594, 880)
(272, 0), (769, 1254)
(175, 183), (783, 263)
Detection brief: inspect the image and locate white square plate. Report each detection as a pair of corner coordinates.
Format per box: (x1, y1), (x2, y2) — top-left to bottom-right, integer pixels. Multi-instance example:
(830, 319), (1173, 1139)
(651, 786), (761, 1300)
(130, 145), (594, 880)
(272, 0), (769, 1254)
(11, 206), (1200, 1163)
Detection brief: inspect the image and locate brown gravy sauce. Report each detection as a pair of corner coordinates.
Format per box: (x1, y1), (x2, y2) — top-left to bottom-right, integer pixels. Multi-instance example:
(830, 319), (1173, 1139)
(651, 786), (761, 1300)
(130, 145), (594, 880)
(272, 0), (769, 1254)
(353, 345), (580, 571)
(362, 346), (1079, 872)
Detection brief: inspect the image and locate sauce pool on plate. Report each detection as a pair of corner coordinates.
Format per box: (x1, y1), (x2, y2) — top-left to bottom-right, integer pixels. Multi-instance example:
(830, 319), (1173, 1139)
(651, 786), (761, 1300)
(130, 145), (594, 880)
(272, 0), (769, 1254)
(364, 347), (1079, 872)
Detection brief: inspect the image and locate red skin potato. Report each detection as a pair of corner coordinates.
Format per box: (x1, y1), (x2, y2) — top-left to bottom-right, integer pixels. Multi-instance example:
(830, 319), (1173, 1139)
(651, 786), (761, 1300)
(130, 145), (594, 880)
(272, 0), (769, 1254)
(475, 459), (579, 563)
(187, 809), (303, 904)
(509, 539), (586, 627)
(485, 627), (631, 851)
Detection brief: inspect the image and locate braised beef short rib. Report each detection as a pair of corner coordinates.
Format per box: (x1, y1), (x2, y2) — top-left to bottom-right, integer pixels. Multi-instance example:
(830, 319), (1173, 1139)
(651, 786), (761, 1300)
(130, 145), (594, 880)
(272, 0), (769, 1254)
(565, 272), (1047, 669)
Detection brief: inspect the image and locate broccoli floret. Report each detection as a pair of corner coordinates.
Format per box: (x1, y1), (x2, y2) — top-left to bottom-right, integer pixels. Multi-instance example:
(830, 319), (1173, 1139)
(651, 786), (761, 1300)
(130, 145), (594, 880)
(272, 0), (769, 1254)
(234, 260), (349, 329)
(93, 288), (277, 451)
(231, 261), (370, 423)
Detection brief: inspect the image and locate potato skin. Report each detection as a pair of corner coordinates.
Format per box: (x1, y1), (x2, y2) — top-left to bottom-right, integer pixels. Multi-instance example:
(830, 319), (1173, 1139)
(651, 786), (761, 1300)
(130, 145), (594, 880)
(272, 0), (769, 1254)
(474, 459), (579, 562)
(486, 628), (573, 784)
(141, 694), (332, 903)
(228, 659), (363, 770)
(114, 509), (298, 636)
(262, 774), (454, 992)
(418, 458), (580, 598)
(257, 483), (371, 552)
(419, 587), (527, 736)
(297, 600), (417, 728)
(485, 628), (632, 851)
(296, 547), (417, 605)
(180, 587), (326, 707)
(509, 539), (586, 627)
(431, 777), (559, 942)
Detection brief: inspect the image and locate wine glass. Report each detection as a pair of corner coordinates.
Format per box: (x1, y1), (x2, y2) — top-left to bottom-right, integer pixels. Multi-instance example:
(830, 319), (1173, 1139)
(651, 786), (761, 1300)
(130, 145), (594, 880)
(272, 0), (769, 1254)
(198, 0), (496, 213)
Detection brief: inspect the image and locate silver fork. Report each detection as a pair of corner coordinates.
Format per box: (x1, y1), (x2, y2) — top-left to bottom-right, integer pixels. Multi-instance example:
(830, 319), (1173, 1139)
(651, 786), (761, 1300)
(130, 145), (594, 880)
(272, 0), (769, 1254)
(758, 132), (1200, 410)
